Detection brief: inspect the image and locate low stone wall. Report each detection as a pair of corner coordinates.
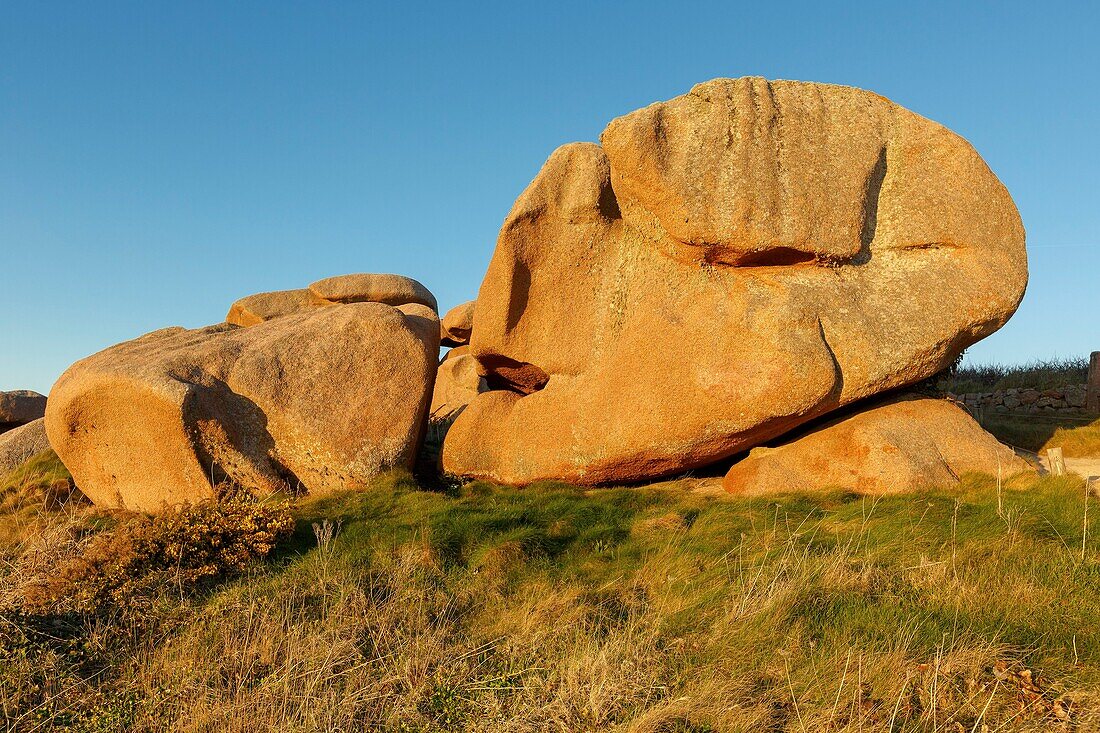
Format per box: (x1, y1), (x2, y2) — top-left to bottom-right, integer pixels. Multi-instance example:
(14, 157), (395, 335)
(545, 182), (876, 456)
(950, 384), (1089, 414)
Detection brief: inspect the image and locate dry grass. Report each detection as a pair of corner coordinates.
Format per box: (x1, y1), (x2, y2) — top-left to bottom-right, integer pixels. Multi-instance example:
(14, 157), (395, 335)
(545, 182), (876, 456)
(3, 468), (1100, 731)
(0, 451), (83, 547)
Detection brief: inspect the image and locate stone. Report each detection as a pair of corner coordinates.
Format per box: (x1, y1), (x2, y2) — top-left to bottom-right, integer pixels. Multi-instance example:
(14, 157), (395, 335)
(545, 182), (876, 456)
(1065, 385), (1086, 408)
(226, 289), (322, 327)
(0, 390), (47, 432)
(227, 274), (437, 328)
(1019, 389), (1040, 404)
(1003, 396), (1021, 410)
(1089, 352), (1100, 413)
(440, 301), (475, 347)
(309, 273), (437, 311)
(0, 418), (51, 476)
(430, 346), (488, 420)
(723, 397), (1032, 496)
(443, 77), (1028, 485)
(47, 301), (439, 512)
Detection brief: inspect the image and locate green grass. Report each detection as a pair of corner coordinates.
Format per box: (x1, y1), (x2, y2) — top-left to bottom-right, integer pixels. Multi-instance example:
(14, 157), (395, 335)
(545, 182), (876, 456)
(1, 449), (71, 499)
(4, 466), (1100, 731)
(0, 449), (75, 545)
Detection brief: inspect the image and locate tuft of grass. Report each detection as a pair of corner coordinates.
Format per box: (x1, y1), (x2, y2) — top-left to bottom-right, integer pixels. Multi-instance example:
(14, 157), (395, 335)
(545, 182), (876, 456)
(941, 356), (1089, 394)
(4, 470), (1100, 730)
(1, 450), (73, 506)
(0, 450), (83, 546)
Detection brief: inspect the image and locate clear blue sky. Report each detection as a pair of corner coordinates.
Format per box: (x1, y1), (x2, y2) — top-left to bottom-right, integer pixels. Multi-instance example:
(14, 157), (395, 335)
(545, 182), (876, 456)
(2, 1), (1098, 394)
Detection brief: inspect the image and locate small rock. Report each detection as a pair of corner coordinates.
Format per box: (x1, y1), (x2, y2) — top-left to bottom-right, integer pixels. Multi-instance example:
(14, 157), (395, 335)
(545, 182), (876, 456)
(440, 301), (475, 347)
(430, 346), (488, 419)
(226, 289), (321, 327)
(0, 390), (47, 432)
(308, 273), (437, 311)
(0, 418), (51, 475)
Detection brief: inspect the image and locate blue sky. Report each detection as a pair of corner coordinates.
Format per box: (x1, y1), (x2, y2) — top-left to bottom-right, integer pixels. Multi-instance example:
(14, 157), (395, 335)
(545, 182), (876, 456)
(2, 1), (1098, 393)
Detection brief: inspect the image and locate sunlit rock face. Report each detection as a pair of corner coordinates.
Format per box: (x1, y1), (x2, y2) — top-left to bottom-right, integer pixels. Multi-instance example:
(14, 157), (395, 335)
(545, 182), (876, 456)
(443, 77), (1027, 485)
(48, 297), (439, 513)
(722, 396), (1033, 496)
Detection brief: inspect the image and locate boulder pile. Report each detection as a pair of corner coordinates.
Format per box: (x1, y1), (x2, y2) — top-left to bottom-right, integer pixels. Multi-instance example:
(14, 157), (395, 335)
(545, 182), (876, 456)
(225, 273), (438, 327)
(38, 77), (1033, 508)
(46, 274), (438, 512)
(430, 301), (487, 420)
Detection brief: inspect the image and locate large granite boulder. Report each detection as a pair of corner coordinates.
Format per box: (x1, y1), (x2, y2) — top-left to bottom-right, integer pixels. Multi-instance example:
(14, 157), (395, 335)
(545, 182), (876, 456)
(0, 419), (51, 476)
(443, 77), (1027, 485)
(0, 390), (47, 433)
(48, 294), (438, 512)
(723, 397), (1033, 495)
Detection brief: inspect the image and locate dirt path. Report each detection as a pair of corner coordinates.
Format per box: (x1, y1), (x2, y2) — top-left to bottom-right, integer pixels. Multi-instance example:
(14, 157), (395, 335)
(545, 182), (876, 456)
(1037, 455), (1100, 481)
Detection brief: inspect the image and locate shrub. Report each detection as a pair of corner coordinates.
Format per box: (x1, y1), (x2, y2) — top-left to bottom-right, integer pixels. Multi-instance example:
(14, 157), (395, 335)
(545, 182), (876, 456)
(16, 497), (294, 615)
(941, 356), (1090, 393)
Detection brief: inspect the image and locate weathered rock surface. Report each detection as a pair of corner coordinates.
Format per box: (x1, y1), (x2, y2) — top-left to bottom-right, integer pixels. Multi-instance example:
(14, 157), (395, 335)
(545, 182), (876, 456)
(443, 77), (1027, 485)
(226, 274), (437, 328)
(431, 346), (487, 419)
(226, 289), (320, 327)
(47, 301), (439, 512)
(309, 273), (437, 311)
(0, 390), (47, 432)
(722, 397), (1033, 495)
(0, 418), (51, 476)
(440, 301), (475, 347)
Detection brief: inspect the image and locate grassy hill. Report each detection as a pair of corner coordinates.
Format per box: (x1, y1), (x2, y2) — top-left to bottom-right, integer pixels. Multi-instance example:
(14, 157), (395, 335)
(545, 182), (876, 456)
(3, 456), (1100, 732)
